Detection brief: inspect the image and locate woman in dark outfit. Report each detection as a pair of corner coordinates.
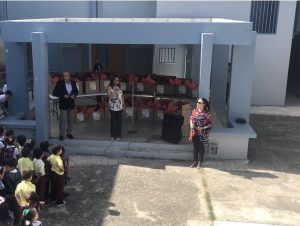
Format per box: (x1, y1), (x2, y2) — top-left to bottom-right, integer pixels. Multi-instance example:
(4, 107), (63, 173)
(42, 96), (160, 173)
(107, 76), (125, 141)
(53, 72), (79, 141)
(189, 98), (212, 168)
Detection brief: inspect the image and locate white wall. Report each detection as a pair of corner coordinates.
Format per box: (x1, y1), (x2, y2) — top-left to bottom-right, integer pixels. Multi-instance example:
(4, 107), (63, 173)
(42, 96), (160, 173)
(101, 1), (156, 18)
(153, 44), (186, 77)
(252, 1), (296, 106)
(156, 1), (296, 106)
(6, 1), (92, 19)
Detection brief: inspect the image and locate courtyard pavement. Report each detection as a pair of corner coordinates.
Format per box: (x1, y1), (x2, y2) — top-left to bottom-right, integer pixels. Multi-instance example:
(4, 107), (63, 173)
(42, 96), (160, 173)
(40, 113), (300, 226)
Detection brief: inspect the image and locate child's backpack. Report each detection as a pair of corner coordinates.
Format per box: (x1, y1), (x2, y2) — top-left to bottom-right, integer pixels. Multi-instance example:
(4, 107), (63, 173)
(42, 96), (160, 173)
(1, 145), (17, 164)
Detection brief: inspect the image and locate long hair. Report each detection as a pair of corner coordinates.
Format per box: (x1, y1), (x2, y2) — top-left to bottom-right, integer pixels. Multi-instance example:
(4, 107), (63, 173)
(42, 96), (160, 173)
(109, 75), (120, 88)
(199, 98), (210, 112)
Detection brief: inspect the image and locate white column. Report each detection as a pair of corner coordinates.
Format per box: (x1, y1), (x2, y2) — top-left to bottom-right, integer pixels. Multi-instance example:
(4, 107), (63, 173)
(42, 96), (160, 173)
(199, 33), (214, 100)
(228, 32), (257, 123)
(5, 42), (29, 113)
(31, 32), (50, 143)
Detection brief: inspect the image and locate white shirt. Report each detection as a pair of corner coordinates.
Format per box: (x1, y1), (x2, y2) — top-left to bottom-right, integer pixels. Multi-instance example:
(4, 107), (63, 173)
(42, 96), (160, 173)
(2, 84), (7, 92)
(33, 158), (46, 176)
(0, 137), (5, 149)
(65, 81), (72, 95)
(0, 94), (7, 103)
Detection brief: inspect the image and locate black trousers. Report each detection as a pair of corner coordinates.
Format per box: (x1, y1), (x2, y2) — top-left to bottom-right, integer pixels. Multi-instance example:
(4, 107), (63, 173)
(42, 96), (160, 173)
(192, 135), (206, 163)
(109, 110), (122, 138)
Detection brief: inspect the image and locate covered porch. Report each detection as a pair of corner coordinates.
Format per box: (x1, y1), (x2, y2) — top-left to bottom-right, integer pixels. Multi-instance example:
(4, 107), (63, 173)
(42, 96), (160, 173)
(0, 17), (256, 159)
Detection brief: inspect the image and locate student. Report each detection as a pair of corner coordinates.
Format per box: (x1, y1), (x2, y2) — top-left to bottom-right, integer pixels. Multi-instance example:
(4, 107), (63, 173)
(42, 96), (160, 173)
(28, 192), (42, 213)
(15, 170), (36, 207)
(32, 148), (46, 202)
(4, 134), (19, 160)
(40, 141), (51, 200)
(16, 135), (27, 156)
(2, 194), (22, 226)
(53, 71), (79, 141)
(47, 144), (66, 206)
(24, 139), (35, 160)
(0, 166), (5, 196)
(0, 196), (13, 226)
(2, 158), (22, 195)
(0, 90), (12, 116)
(21, 207), (41, 226)
(17, 147), (34, 176)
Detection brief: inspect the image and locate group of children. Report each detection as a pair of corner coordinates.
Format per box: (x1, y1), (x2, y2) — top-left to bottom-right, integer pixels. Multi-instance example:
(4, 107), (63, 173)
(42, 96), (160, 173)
(0, 127), (70, 226)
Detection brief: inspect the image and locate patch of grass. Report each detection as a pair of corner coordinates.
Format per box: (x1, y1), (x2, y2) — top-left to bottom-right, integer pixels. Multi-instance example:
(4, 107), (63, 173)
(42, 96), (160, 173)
(200, 169), (216, 222)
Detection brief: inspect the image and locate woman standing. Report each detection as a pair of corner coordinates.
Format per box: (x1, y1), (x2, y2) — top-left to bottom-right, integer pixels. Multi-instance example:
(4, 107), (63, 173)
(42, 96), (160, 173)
(189, 98), (212, 168)
(53, 72), (79, 141)
(107, 76), (125, 141)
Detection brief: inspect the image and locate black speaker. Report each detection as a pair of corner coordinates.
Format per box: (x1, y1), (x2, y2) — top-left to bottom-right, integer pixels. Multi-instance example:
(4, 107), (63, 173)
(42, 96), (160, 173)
(161, 113), (184, 144)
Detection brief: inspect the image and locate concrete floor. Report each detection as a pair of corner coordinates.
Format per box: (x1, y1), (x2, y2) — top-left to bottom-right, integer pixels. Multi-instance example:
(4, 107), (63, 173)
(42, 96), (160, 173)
(40, 112), (300, 226)
(50, 97), (224, 144)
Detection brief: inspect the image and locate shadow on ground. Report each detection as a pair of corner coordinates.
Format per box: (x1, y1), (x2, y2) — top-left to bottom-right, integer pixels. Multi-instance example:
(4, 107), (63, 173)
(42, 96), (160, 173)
(248, 114), (300, 175)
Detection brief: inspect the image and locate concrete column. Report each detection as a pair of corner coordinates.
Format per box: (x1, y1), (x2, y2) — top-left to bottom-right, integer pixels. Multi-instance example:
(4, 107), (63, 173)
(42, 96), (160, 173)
(199, 33), (214, 99)
(211, 45), (229, 109)
(31, 32), (50, 143)
(5, 42), (29, 113)
(228, 32), (257, 123)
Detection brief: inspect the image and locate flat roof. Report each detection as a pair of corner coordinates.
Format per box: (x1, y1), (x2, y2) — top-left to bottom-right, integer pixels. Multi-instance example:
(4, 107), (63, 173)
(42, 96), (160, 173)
(4, 17), (248, 24)
(0, 17), (253, 45)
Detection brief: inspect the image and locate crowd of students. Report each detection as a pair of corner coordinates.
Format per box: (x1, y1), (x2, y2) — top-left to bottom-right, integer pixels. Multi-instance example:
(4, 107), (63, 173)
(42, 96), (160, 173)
(0, 127), (70, 226)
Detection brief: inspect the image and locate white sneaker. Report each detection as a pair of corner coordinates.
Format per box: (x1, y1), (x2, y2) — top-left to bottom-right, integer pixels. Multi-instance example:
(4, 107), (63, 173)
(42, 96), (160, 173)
(56, 201), (67, 207)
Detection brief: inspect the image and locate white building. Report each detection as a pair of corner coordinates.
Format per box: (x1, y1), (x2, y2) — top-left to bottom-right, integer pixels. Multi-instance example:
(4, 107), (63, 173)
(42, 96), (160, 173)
(0, 1), (298, 160)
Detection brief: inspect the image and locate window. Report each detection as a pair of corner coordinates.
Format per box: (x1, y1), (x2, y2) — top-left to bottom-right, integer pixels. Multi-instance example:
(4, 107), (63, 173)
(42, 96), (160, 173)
(250, 1), (280, 34)
(159, 48), (175, 64)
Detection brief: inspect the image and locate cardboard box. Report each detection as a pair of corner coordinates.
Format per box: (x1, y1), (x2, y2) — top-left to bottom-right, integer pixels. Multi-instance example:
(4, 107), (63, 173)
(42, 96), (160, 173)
(136, 83), (144, 92)
(100, 80), (110, 93)
(120, 82), (127, 91)
(181, 103), (192, 126)
(76, 81), (83, 95)
(85, 80), (99, 94)
(137, 108), (154, 121)
(187, 89), (198, 98)
(174, 85), (187, 96)
(144, 85), (155, 94)
(123, 107), (138, 120)
(153, 110), (165, 121)
(156, 85), (174, 96)
(76, 112), (88, 123)
(89, 111), (105, 121)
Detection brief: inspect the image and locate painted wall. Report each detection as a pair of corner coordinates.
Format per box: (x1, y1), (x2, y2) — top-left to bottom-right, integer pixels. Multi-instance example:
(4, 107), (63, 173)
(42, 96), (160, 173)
(153, 44), (186, 78)
(156, 1), (296, 106)
(6, 1), (92, 19)
(252, 1), (296, 105)
(101, 1), (156, 18)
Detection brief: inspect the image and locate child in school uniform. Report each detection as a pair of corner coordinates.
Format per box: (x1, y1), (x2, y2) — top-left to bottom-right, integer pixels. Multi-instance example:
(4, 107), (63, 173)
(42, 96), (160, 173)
(17, 147), (34, 176)
(40, 141), (51, 201)
(47, 144), (66, 206)
(2, 158), (22, 195)
(16, 135), (27, 156)
(15, 170), (36, 207)
(21, 207), (42, 226)
(32, 148), (46, 202)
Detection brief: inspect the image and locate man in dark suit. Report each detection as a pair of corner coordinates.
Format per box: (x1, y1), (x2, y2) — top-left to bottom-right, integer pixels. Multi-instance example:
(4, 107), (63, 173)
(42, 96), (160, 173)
(53, 72), (79, 141)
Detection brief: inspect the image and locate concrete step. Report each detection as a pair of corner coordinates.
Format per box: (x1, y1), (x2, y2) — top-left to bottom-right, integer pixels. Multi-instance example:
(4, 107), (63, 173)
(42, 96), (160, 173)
(49, 138), (193, 161)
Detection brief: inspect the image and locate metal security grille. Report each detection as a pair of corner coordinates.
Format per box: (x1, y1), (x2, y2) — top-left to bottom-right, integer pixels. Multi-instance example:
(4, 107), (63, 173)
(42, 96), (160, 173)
(159, 48), (175, 64)
(250, 1), (280, 34)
